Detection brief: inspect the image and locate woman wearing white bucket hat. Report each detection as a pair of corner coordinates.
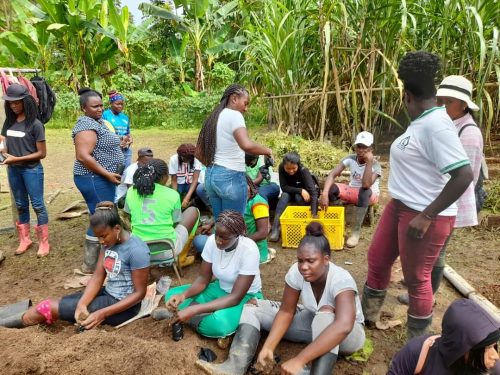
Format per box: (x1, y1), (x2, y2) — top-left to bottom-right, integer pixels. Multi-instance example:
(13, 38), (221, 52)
(398, 75), (485, 307)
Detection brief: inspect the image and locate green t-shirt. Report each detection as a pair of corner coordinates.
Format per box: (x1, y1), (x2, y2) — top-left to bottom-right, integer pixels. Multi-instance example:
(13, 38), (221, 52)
(245, 156), (271, 186)
(244, 193), (269, 258)
(124, 183), (182, 242)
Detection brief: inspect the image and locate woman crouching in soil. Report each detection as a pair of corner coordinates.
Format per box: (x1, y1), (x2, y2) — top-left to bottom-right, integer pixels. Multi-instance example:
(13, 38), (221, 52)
(197, 222), (365, 375)
(0, 202), (150, 329)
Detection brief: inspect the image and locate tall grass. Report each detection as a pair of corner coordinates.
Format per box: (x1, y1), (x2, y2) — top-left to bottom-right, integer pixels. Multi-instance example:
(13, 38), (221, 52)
(240, 0), (500, 144)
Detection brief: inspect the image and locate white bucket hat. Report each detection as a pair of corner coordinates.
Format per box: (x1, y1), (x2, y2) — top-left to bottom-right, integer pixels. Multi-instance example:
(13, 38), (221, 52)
(354, 131), (374, 147)
(436, 75), (479, 111)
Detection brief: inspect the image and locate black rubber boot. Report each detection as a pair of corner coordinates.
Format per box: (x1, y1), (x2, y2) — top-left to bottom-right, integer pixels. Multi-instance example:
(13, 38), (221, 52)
(0, 299), (31, 328)
(81, 237), (102, 273)
(311, 352), (338, 374)
(407, 314), (432, 341)
(196, 323), (261, 375)
(361, 284), (387, 327)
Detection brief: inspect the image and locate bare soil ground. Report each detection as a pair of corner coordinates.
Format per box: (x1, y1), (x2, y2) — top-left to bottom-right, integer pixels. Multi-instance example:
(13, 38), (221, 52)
(0, 129), (498, 375)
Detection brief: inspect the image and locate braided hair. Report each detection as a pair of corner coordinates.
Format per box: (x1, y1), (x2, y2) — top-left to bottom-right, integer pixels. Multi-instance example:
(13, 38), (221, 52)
(195, 84), (249, 166)
(298, 222), (331, 257)
(177, 143), (196, 170)
(2, 95), (39, 133)
(133, 158), (169, 196)
(216, 210), (247, 237)
(90, 201), (122, 229)
(398, 51), (441, 99)
(78, 87), (102, 108)
(246, 174), (258, 200)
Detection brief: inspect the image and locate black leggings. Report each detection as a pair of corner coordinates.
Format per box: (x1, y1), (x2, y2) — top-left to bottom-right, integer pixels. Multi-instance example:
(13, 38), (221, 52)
(275, 191), (318, 216)
(328, 185), (372, 207)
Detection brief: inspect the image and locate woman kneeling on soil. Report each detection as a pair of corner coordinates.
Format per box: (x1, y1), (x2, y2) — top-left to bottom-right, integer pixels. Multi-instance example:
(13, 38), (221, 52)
(124, 158), (199, 268)
(197, 222), (365, 375)
(388, 299), (499, 374)
(0, 202), (150, 329)
(165, 210), (263, 339)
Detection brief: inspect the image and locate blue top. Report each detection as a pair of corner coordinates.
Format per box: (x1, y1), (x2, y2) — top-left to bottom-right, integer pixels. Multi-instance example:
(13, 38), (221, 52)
(102, 109), (130, 137)
(103, 235), (150, 300)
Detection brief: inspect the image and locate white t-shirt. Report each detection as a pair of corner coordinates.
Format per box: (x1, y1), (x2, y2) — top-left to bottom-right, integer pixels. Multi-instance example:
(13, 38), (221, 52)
(202, 234), (261, 294)
(388, 107), (470, 216)
(115, 162), (138, 202)
(168, 154), (202, 185)
(285, 262), (364, 324)
(342, 155), (382, 194)
(213, 108), (246, 172)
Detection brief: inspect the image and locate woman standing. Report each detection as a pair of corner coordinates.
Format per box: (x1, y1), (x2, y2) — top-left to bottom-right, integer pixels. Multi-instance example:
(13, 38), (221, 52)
(102, 90), (132, 168)
(399, 76), (484, 305)
(196, 84), (272, 220)
(197, 222), (365, 375)
(73, 88), (123, 274)
(0, 84), (50, 256)
(362, 51), (473, 339)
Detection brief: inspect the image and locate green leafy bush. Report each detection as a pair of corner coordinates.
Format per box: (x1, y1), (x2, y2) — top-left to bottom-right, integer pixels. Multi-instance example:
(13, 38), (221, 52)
(207, 63), (236, 91)
(254, 131), (348, 177)
(483, 180), (500, 214)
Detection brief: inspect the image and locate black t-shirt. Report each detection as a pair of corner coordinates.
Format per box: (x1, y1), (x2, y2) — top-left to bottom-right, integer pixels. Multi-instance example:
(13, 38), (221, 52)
(2, 119), (45, 167)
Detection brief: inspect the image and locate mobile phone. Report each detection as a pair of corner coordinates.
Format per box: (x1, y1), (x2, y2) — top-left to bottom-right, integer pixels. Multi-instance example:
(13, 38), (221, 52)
(0, 153), (6, 163)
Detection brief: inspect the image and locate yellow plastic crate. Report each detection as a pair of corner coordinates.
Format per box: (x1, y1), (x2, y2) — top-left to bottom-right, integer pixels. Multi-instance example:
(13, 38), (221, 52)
(280, 206), (344, 250)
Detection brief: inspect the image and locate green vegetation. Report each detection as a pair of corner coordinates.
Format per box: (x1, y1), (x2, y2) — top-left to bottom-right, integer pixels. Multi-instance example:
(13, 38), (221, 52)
(1, 0), (499, 143)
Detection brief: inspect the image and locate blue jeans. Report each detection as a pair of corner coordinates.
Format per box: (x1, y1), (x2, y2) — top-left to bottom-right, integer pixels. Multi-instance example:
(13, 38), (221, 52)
(193, 234), (209, 253)
(258, 183), (280, 208)
(177, 183), (192, 196)
(74, 174), (116, 236)
(122, 147), (132, 169)
(196, 183), (211, 210)
(205, 165), (247, 219)
(8, 164), (48, 225)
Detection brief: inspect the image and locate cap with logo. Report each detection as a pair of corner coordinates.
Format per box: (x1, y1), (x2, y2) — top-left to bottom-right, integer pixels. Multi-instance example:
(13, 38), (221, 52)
(354, 131), (374, 147)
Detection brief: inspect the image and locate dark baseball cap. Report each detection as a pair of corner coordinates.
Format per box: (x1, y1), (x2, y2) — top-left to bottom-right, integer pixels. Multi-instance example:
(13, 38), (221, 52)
(2, 84), (29, 101)
(138, 147), (154, 157)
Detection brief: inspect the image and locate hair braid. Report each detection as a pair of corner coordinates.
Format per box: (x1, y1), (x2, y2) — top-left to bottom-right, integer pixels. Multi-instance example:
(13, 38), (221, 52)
(216, 210), (247, 237)
(246, 174), (258, 199)
(196, 84), (248, 166)
(133, 158), (169, 196)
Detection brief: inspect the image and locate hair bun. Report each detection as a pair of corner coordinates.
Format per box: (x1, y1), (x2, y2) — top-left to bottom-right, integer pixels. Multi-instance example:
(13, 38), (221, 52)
(108, 90), (117, 96)
(78, 87), (93, 96)
(96, 201), (115, 209)
(305, 222), (324, 237)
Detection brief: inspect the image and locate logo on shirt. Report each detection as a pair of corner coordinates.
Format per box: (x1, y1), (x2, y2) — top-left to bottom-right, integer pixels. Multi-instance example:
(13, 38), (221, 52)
(104, 249), (121, 279)
(397, 136), (411, 151)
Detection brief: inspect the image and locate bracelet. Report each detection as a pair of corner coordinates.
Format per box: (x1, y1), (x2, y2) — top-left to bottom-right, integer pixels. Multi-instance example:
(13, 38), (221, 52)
(422, 213), (434, 220)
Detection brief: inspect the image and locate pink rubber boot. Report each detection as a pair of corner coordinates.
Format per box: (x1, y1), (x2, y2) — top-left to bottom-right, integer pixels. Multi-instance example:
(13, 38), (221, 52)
(35, 224), (50, 257)
(15, 222), (32, 255)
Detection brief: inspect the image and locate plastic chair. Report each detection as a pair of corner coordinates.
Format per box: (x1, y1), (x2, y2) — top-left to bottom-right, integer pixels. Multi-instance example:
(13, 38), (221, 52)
(146, 239), (182, 284)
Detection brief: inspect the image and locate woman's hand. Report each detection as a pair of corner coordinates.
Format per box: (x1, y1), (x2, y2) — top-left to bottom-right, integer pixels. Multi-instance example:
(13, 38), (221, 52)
(0, 153), (17, 165)
(301, 189), (311, 202)
(74, 304), (90, 324)
(319, 193), (329, 211)
(106, 172), (122, 184)
(407, 213), (432, 239)
(167, 293), (186, 310)
(80, 309), (107, 330)
(172, 305), (197, 324)
(281, 357), (306, 375)
(257, 346), (275, 369)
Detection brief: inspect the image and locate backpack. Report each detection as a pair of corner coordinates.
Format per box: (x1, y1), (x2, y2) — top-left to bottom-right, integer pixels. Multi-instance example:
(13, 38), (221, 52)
(30, 76), (56, 124)
(458, 124), (487, 212)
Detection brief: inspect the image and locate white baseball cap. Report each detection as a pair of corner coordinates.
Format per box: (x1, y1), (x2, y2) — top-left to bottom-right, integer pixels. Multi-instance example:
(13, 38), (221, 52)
(436, 75), (479, 111)
(354, 131), (374, 147)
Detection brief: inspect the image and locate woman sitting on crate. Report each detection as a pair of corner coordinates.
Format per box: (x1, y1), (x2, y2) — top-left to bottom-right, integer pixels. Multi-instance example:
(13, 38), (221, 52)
(192, 176), (274, 264)
(0, 202), (150, 330)
(164, 210), (263, 341)
(124, 158), (199, 268)
(269, 152), (319, 242)
(319, 131), (382, 248)
(197, 222), (365, 375)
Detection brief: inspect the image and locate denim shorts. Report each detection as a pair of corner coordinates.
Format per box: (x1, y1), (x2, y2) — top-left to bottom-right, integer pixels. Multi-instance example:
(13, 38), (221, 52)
(58, 287), (141, 327)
